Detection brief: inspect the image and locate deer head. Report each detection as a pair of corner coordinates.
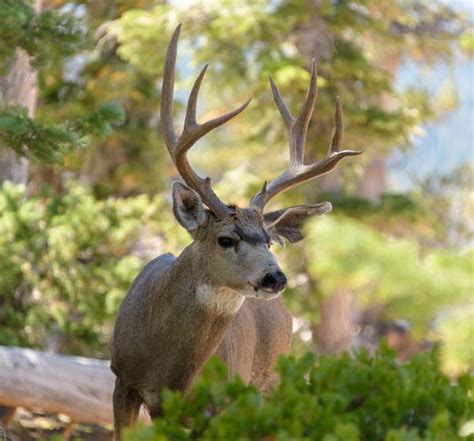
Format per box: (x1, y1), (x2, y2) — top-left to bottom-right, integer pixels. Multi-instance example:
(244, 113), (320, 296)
(161, 25), (361, 299)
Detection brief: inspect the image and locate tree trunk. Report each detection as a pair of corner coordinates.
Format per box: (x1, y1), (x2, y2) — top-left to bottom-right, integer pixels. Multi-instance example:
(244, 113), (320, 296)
(0, 49), (37, 184)
(357, 153), (387, 203)
(312, 291), (354, 355)
(0, 346), (149, 426)
(0, 0), (43, 184)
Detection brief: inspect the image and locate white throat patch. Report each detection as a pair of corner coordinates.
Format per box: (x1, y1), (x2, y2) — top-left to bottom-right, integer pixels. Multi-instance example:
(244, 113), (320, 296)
(196, 284), (245, 315)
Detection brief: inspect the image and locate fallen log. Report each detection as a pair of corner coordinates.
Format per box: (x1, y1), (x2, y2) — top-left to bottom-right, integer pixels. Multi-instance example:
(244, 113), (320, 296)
(0, 346), (149, 426)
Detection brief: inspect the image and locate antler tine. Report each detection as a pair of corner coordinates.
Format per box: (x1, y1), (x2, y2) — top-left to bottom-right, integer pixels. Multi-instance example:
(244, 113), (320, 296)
(268, 59), (317, 166)
(161, 24), (181, 153)
(250, 65), (362, 211)
(329, 96), (343, 153)
(293, 59), (318, 164)
(184, 63), (209, 129)
(161, 25), (251, 219)
(269, 77), (294, 128)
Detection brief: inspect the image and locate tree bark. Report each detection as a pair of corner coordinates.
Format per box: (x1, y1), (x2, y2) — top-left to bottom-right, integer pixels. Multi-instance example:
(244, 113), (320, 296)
(0, 0), (43, 185)
(0, 49), (37, 184)
(312, 291), (354, 355)
(357, 153), (387, 203)
(0, 346), (149, 426)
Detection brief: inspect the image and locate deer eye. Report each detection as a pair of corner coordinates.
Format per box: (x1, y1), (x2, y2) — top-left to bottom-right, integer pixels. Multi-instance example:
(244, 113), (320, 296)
(217, 237), (237, 248)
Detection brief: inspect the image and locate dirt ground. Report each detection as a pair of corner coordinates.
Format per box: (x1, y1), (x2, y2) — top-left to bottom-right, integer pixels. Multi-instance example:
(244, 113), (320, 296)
(1, 408), (111, 441)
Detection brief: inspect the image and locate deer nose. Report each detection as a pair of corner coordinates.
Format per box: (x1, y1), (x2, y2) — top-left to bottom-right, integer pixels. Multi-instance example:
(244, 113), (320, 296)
(259, 270), (287, 293)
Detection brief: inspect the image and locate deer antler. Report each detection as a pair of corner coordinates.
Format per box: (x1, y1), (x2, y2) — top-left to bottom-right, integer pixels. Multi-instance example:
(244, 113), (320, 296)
(161, 24), (251, 219)
(250, 60), (362, 211)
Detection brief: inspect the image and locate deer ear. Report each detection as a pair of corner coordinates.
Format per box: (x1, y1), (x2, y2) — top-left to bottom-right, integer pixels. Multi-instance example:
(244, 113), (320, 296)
(263, 202), (332, 245)
(172, 182), (208, 234)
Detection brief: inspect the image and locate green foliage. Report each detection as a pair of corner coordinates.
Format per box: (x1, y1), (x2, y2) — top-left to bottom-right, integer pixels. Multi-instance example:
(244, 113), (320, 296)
(0, 182), (166, 355)
(327, 193), (421, 228)
(438, 308), (474, 377)
(303, 216), (473, 329)
(459, 29), (474, 57)
(0, 0), (85, 71)
(125, 347), (473, 441)
(282, 215), (474, 373)
(0, 102), (125, 163)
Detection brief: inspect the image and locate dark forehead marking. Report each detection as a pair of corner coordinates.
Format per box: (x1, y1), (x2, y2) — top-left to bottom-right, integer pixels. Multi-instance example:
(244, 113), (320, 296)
(234, 225), (270, 245)
(232, 208), (271, 245)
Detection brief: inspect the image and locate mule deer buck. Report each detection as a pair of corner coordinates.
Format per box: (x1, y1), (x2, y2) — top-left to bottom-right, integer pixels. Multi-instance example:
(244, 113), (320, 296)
(110, 24), (361, 438)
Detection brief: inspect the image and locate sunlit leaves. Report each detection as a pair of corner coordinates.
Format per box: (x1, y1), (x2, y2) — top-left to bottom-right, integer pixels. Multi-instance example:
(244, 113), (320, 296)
(305, 216), (473, 327)
(437, 308), (474, 377)
(108, 4), (174, 77)
(459, 29), (474, 58)
(299, 215), (474, 373)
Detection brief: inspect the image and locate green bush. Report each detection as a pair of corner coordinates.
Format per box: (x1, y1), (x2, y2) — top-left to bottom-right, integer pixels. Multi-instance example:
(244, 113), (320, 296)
(0, 182), (165, 355)
(125, 346), (473, 441)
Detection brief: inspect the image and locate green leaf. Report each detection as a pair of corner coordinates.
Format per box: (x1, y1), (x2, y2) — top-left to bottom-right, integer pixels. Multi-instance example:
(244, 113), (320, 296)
(0, 114), (28, 135)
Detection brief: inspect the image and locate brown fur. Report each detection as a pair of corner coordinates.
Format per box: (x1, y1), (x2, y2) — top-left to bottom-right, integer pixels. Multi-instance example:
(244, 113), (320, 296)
(110, 206), (294, 439)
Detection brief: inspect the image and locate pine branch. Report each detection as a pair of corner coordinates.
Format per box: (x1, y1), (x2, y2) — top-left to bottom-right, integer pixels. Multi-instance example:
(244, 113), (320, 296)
(0, 103), (125, 163)
(0, 0), (86, 72)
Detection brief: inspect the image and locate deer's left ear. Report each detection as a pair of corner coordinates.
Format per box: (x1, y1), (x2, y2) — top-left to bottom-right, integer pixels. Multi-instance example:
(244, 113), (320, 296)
(263, 202), (332, 245)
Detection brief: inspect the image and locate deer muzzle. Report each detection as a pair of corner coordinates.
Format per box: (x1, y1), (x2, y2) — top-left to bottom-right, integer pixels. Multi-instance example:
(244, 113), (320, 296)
(257, 270), (288, 294)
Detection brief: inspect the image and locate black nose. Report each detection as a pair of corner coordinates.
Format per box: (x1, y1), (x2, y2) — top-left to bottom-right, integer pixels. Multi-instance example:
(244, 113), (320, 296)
(260, 270), (287, 292)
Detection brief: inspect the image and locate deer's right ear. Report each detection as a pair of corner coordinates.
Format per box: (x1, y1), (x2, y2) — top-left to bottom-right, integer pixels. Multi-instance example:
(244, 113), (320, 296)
(172, 182), (208, 235)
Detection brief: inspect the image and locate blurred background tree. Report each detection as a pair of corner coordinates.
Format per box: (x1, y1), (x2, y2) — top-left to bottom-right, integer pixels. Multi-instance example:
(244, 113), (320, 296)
(0, 0), (124, 187)
(0, 0), (472, 379)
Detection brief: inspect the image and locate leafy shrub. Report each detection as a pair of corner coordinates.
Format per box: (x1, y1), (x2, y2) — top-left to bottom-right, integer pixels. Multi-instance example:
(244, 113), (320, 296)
(0, 182), (165, 355)
(125, 346), (473, 441)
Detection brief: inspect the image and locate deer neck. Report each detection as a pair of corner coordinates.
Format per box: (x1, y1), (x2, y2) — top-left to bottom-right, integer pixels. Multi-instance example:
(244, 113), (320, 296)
(169, 241), (245, 317)
(150, 242), (243, 388)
